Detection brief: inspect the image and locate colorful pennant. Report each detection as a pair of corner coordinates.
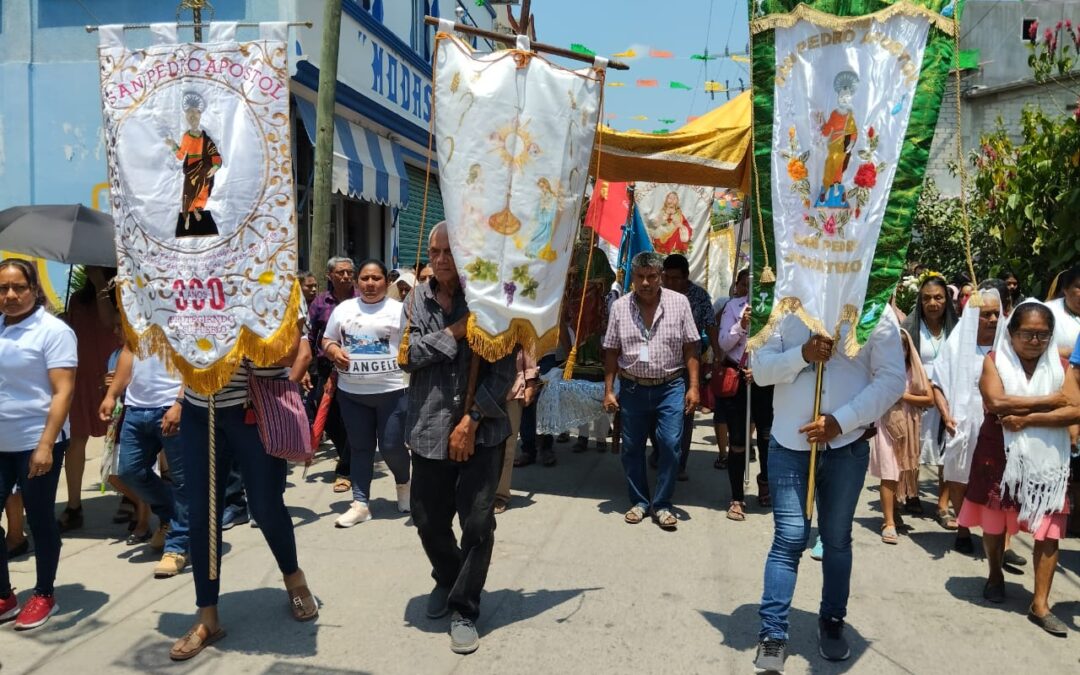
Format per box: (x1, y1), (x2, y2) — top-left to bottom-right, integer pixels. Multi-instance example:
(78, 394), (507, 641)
(658, 118), (676, 124)
(691, 53), (718, 61)
(630, 115), (649, 121)
(669, 81), (692, 90)
(613, 48), (637, 58)
(649, 48), (674, 58)
(731, 54), (751, 64)
(607, 81), (626, 87)
(570, 43), (596, 56)
(636, 79), (658, 88)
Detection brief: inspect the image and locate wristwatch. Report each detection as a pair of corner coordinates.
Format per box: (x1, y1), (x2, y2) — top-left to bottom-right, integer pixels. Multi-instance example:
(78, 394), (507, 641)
(468, 410), (483, 423)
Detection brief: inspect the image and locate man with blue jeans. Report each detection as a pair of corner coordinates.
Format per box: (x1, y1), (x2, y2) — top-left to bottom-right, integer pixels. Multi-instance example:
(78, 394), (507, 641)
(750, 311), (904, 673)
(100, 347), (189, 578)
(603, 252), (700, 531)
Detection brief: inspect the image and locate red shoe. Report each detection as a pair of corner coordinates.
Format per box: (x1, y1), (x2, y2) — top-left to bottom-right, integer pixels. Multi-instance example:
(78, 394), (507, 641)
(0, 590), (18, 623)
(13, 593), (57, 630)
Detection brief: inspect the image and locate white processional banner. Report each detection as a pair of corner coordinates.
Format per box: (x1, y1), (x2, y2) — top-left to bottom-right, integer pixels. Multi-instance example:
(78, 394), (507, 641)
(764, 14), (932, 348)
(634, 182), (714, 289)
(98, 22), (299, 392)
(433, 33), (603, 359)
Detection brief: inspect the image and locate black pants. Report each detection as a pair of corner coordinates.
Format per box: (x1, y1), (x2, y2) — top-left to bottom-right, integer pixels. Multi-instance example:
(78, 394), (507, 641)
(723, 380), (774, 502)
(411, 444), (503, 621)
(315, 359), (351, 476)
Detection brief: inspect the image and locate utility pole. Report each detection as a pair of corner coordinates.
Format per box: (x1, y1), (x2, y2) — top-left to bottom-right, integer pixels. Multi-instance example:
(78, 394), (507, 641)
(311, 0), (343, 272)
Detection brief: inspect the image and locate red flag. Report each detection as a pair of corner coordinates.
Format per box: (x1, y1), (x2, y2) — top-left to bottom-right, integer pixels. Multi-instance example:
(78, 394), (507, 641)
(585, 180), (630, 247)
(636, 79), (658, 88)
(649, 49), (674, 58)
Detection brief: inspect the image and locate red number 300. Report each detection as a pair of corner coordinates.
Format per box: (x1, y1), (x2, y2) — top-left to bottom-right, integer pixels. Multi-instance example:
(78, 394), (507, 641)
(173, 278), (226, 311)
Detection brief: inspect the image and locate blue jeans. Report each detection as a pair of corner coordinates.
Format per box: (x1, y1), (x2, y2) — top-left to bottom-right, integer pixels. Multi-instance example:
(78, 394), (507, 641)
(618, 375), (685, 511)
(180, 402), (299, 607)
(0, 441), (67, 597)
(117, 406), (189, 554)
(336, 389), (410, 503)
(759, 438), (870, 640)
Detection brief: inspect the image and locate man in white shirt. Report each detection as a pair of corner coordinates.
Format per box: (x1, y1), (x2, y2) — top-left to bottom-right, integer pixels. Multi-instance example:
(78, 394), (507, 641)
(750, 311), (905, 672)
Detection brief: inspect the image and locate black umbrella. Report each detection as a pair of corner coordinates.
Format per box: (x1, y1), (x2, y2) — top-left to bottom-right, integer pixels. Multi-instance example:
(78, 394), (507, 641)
(0, 204), (116, 267)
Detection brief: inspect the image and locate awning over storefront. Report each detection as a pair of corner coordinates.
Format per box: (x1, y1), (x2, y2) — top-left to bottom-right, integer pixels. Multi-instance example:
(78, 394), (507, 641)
(295, 98), (409, 208)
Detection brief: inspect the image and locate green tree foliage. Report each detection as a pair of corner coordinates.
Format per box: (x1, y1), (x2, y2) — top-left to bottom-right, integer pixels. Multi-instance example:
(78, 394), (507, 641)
(968, 19), (1080, 298)
(907, 178), (995, 283)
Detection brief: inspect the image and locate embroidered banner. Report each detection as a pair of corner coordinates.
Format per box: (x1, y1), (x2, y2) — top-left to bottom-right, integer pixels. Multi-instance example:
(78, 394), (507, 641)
(747, 1), (959, 354)
(433, 33), (604, 360)
(98, 22), (299, 393)
(635, 182), (714, 290)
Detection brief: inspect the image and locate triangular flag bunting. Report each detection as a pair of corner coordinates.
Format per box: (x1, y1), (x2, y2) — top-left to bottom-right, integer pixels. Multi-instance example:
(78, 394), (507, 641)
(630, 115), (648, 121)
(687, 115), (701, 122)
(651, 128), (670, 134)
(658, 118), (676, 124)
(649, 48), (674, 58)
(613, 48), (637, 58)
(690, 53), (717, 61)
(570, 43), (596, 56)
(731, 54), (751, 64)
(607, 81), (626, 87)
(636, 79), (658, 87)
(669, 81), (692, 90)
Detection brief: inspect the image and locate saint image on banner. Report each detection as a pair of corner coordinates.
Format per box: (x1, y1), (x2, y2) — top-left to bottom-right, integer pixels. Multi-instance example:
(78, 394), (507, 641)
(814, 70), (859, 209)
(649, 190), (692, 254)
(525, 177), (559, 262)
(166, 90), (222, 238)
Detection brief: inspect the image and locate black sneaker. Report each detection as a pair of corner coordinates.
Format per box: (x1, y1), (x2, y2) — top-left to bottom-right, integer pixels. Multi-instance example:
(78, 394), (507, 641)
(426, 584), (451, 619)
(818, 617), (851, 662)
(1003, 549), (1027, 567)
(753, 637), (787, 673)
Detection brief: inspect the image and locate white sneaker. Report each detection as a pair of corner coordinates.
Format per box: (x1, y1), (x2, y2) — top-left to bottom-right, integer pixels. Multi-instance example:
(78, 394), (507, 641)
(396, 482), (411, 513)
(335, 501), (372, 528)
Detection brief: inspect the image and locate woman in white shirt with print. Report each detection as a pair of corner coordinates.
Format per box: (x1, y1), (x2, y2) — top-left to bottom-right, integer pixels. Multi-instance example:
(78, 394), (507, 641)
(322, 259), (410, 527)
(0, 259), (77, 631)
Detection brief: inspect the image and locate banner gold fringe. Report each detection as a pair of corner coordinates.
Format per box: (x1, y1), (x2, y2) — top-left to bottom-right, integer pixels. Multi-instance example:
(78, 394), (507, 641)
(745, 296), (864, 358)
(466, 313), (560, 364)
(119, 280), (303, 396)
(750, 2), (957, 36)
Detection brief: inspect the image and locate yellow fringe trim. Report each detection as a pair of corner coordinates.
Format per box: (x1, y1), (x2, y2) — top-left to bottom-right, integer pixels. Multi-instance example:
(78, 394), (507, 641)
(562, 347), (578, 380)
(746, 296), (865, 358)
(466, 313), (560, 364)
(397, 329), (411, 367)
(750, 2), (957, 36)
(120, 280), (302, 396)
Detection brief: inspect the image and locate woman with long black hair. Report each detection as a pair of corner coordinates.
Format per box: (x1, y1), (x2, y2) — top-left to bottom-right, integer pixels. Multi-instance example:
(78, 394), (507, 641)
(901, 274), (959, 523)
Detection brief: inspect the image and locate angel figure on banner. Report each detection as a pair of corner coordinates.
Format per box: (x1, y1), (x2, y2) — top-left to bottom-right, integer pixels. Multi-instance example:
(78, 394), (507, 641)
(165, 90), (222, 238)
(649, 190), (692, 254)
(457, 162), (489, 257)
(813, 70), (859, 210)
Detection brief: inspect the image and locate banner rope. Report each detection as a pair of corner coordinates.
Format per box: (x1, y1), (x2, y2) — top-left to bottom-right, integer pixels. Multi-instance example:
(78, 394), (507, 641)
(747, 40), (775, 285)
(208, 393), (219, 581)
(398, 33), (444, 366)
(952, 10), (981, 307)
(563, 68), (607, 380)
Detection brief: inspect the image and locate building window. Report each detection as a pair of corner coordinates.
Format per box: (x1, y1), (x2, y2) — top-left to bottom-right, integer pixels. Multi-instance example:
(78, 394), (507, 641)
(1022, 18), (1037, 41)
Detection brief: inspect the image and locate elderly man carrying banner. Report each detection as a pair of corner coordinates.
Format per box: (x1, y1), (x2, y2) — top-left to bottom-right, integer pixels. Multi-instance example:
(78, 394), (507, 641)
(399, 223), (516, 655)
(603, 251), (700, 531)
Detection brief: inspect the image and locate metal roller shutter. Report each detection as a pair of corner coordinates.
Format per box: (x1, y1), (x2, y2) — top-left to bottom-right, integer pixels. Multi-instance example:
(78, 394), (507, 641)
(397, 165), (445, 267)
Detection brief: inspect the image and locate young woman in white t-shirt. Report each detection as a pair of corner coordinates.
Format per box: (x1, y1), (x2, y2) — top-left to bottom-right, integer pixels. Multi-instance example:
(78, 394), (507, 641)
(322, 259), (410, 527)
(0, 258), (77, 630)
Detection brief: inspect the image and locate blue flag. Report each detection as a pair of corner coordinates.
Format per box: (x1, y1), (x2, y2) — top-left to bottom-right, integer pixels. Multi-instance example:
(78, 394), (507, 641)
(620, 206), (653, 291)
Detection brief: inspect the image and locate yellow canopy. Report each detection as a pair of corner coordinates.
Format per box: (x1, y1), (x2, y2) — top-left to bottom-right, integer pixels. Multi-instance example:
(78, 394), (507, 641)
(591, 91), (752, 191)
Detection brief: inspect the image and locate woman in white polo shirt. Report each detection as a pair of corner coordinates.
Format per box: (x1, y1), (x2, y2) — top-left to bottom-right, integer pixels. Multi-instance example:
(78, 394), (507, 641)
(322, 259), (410, 527)
(0, 259), (77, 631)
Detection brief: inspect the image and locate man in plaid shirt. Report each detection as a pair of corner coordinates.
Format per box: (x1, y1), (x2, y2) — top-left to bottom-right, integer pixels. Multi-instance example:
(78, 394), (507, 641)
(603, 252), (700, 530)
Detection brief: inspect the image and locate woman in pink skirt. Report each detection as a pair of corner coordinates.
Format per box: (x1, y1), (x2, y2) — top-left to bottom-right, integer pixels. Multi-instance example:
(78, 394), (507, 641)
(957, 301), (1080, 636)
(870, 327), (934, 544)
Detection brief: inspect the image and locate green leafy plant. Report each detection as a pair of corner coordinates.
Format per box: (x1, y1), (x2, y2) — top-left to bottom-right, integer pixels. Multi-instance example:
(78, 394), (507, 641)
(906, 178), (995, 283)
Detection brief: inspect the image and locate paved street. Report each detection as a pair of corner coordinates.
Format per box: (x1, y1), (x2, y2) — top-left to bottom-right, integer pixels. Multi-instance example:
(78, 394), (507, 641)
(2, 418), (1079, 674)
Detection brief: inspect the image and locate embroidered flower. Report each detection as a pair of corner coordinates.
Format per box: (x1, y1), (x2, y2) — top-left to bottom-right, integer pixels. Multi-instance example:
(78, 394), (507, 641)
(788, 126), (796, 140)
(787, 158), (808, 181)
(854, 162), (877, 188)
(867, 126), (875, 139)
(823, 214), (837, 236)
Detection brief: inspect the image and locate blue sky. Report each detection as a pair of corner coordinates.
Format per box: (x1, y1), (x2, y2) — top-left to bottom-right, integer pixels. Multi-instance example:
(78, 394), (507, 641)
(536, 0), (751, 132)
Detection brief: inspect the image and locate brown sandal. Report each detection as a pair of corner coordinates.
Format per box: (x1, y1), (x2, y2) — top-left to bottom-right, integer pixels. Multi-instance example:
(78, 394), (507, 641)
(287, 583), (319, 622)
(624, 505), (647, 524)
(332, 477), (351, 493)
(169, 623), (226, 661)
(727, 501), (746, 522)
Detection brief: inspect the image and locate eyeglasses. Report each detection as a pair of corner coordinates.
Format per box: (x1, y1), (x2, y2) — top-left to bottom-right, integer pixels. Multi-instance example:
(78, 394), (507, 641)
(0, 284), (31, 296)
(1014, 330), (1052, 344)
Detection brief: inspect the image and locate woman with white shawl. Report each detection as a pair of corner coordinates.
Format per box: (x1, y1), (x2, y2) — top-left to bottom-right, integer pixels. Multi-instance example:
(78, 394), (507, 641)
(957, 300), (1080, 636)
(933, 286), (1003, 555)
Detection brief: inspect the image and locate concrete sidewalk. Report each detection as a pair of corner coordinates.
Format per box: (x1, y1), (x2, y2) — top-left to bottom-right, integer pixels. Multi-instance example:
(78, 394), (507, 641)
(1, 418), (1078, 674)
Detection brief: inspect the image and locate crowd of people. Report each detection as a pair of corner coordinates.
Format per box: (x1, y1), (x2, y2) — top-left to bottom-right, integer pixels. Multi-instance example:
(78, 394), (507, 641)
(1, 243), (1079, 670)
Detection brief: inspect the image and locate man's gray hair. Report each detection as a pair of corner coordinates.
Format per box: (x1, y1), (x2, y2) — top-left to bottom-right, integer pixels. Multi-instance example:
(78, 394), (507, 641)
(631, 251), (664, 272)
(326, 256), (355, 273)
(428, 221), (448, 246)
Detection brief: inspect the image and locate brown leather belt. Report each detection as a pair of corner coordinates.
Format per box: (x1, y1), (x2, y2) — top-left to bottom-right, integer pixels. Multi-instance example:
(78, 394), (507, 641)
(619, 369), (685, 387)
